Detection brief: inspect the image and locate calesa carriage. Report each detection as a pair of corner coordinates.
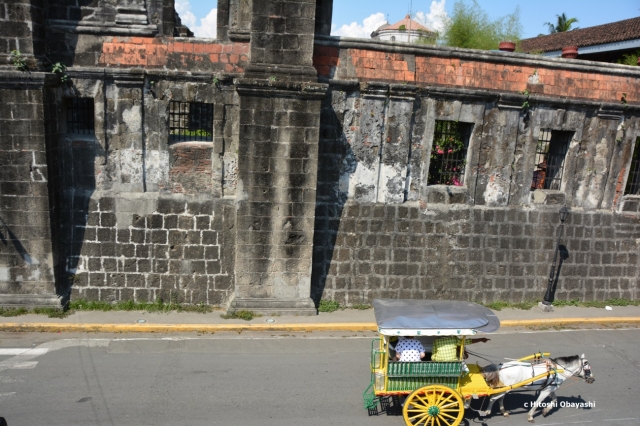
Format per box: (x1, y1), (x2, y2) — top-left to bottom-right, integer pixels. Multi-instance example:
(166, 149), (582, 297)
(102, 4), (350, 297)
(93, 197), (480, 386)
(363, 299), (594, 425)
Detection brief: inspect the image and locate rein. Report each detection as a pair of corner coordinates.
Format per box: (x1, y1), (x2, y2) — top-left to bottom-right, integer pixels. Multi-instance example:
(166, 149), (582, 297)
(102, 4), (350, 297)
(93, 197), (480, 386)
(550, 357), (593, 383)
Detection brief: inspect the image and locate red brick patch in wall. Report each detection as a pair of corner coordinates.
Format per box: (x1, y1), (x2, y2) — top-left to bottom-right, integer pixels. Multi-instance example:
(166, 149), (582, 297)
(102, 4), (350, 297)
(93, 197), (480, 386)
(350, 49), (415, 82)
(312, 45), (640, 104)
(99, 37), (249, 71)
(613, 166), (627, 207)
(313, 46), (340, 77)
(415, 57), (638, 103)
(168, 142), (213, 195)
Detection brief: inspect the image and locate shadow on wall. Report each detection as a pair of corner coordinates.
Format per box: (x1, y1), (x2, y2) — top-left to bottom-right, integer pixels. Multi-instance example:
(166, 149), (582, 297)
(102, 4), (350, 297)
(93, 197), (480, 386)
(311, 103), (357, 305)
(0, 217), (33, 264)
(54, 138), (96, 305)
(548, 245), (570, 303)
(0, 217), (36, 293)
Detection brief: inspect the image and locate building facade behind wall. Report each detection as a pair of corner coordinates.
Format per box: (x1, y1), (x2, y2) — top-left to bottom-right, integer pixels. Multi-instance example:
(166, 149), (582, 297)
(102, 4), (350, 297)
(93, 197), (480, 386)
(1, 0), (639, 311)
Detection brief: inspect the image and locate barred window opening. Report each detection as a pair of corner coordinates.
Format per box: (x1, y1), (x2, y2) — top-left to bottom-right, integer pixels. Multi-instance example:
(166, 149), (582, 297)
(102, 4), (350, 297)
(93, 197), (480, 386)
(66, 98), (94, 135)
(531, 129), (572, 190)
(625, 136), (640, 195)
(428, 120), (472, 186)
(169, 101), (213, 143)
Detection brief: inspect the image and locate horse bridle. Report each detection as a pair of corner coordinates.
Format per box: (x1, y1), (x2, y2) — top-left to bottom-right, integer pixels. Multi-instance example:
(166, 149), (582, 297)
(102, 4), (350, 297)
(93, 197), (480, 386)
(551, 357), (594, 384)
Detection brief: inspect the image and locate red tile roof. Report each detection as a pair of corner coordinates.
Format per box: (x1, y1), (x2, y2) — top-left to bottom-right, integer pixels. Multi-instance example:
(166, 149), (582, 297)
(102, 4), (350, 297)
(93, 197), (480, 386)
(378, 14), (432, 33)
(520, 16), (640, 53)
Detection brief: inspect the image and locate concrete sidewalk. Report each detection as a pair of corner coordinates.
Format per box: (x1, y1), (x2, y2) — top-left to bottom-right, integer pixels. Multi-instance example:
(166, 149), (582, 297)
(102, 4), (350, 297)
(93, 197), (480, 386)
(1, 304), (640, 333)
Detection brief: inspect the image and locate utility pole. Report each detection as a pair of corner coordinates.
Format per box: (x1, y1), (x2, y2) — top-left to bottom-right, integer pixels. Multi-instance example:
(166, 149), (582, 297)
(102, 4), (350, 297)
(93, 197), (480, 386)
(408, 0), (413, 43)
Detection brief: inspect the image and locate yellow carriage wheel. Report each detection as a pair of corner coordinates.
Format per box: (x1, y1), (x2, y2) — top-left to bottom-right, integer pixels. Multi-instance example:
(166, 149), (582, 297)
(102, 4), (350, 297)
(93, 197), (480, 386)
(402, 385), (464, 426)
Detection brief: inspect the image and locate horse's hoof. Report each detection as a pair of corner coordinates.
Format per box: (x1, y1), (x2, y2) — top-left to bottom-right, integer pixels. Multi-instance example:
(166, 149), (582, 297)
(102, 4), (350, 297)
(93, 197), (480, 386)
(528, 418), (535, 423)
(503, 412), (510, 417)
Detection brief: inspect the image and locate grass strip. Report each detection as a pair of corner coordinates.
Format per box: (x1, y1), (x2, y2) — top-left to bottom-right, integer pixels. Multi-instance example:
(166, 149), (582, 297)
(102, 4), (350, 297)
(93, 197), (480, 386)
(220, 310), (261, 321)
(0, 298), (214, 319)
(484, 298), (640, 311)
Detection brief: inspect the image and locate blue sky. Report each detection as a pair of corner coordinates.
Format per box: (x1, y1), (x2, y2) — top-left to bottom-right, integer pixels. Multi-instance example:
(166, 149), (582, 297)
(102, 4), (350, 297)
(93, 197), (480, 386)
(177, 0), (639, 40)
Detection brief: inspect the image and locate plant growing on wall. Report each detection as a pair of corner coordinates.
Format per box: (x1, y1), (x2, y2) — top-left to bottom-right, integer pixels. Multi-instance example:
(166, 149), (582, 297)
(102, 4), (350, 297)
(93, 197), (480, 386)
(10, 50), (28, 71)
(51, 62), (68, 82)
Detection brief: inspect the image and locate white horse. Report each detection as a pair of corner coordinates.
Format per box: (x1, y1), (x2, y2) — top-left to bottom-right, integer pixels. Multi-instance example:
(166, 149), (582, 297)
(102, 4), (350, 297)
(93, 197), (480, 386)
(479, 354), (594, 423)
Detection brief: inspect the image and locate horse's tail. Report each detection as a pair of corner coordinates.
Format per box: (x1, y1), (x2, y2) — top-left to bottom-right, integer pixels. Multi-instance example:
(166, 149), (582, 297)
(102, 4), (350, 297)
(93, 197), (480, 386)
(481, 364), (501, 388)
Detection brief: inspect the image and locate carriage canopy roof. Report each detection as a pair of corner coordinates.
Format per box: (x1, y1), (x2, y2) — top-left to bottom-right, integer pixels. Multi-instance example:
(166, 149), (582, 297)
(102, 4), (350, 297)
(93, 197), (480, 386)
(373, 299), (500, 336)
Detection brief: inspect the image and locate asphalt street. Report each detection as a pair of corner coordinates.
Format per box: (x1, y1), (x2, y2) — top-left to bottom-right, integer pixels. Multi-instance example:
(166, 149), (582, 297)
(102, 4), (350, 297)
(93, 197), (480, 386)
(0, 328), (638, 426)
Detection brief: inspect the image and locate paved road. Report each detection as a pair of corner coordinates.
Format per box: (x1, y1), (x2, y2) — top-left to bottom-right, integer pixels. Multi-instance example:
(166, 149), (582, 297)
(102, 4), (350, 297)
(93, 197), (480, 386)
(0, 328), (638, 426)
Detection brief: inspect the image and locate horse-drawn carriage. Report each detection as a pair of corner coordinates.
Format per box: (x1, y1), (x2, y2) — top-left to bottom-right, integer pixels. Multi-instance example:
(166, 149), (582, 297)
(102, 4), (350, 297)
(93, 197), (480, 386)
(363, 299), (594, 425)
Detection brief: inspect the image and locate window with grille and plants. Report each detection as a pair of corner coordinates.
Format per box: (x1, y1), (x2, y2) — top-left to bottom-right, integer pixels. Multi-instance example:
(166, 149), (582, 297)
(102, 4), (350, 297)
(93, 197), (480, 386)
(531, 129), (573, 191)
(625, 136), (640, 195)
(65, 98), (94, 135)
(427, 120), (472, 186)
(169, 101), (213, 143)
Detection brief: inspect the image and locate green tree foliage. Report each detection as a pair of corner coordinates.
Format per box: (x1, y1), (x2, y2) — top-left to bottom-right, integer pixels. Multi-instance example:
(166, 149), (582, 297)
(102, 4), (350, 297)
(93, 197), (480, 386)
(545, 13), (578, 34)
(441, 0), (522, 50)
(414, 29), (437, 45)
(617, 50), (640, 66)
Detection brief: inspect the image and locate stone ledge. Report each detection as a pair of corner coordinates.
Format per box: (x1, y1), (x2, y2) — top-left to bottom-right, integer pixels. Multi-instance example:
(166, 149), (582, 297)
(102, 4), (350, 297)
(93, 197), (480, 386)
(0, 294), (61, 309)
(230, 297), (317, 316)
(0, 71), (60, 89)
(424, 186), (470, 205)
(313, 35), (640, 79)
(531, 189), (566, 205)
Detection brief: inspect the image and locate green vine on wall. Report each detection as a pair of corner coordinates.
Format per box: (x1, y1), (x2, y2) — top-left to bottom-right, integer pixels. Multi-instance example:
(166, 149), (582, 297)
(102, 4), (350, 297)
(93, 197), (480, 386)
(10, 50), (28, 71)
(51, 62), (68, 82)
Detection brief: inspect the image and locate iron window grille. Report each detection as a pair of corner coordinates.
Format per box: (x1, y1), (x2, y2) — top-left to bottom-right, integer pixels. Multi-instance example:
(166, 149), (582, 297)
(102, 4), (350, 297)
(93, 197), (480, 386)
(169, 101), (214, 143)
(625, 136), (640, 195)
(428, 120), (472, 186)
(65, 98), (94, 135)
(531, 129), (573, 190)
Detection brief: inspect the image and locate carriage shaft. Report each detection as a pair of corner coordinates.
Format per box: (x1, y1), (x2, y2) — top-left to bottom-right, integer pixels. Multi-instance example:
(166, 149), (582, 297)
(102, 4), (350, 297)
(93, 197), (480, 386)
(483, 369), (564, 396)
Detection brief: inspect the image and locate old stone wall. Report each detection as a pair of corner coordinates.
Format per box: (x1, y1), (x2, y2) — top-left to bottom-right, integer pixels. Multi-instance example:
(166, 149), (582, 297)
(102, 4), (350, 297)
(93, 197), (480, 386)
(0, 0), (46, 66)
(311, 76), (640, 304)
(313, 203), (640, 305)
(0, 74), (56, 297)
(233, 79), (324, 305)
(2, 0), (640, 309)
(67, 195), (234, 305)
(38, 69), (239, 304)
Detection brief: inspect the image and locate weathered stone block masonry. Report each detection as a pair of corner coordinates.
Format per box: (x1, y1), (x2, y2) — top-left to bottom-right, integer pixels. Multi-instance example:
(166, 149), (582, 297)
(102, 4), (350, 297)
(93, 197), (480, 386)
(1, 0), (639, 313)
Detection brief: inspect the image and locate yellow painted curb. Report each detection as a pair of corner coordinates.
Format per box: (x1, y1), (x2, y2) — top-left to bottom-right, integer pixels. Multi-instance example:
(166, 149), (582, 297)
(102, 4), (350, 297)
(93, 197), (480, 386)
(500, 317), (640, 327)
(0, 322), (378, 333)
(0, 318), (639, 333)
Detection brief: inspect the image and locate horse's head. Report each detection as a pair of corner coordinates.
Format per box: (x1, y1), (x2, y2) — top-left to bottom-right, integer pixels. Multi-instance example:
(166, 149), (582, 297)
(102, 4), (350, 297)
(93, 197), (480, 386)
(580, 353), (594, 384)
(480, 364), (501, 388)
